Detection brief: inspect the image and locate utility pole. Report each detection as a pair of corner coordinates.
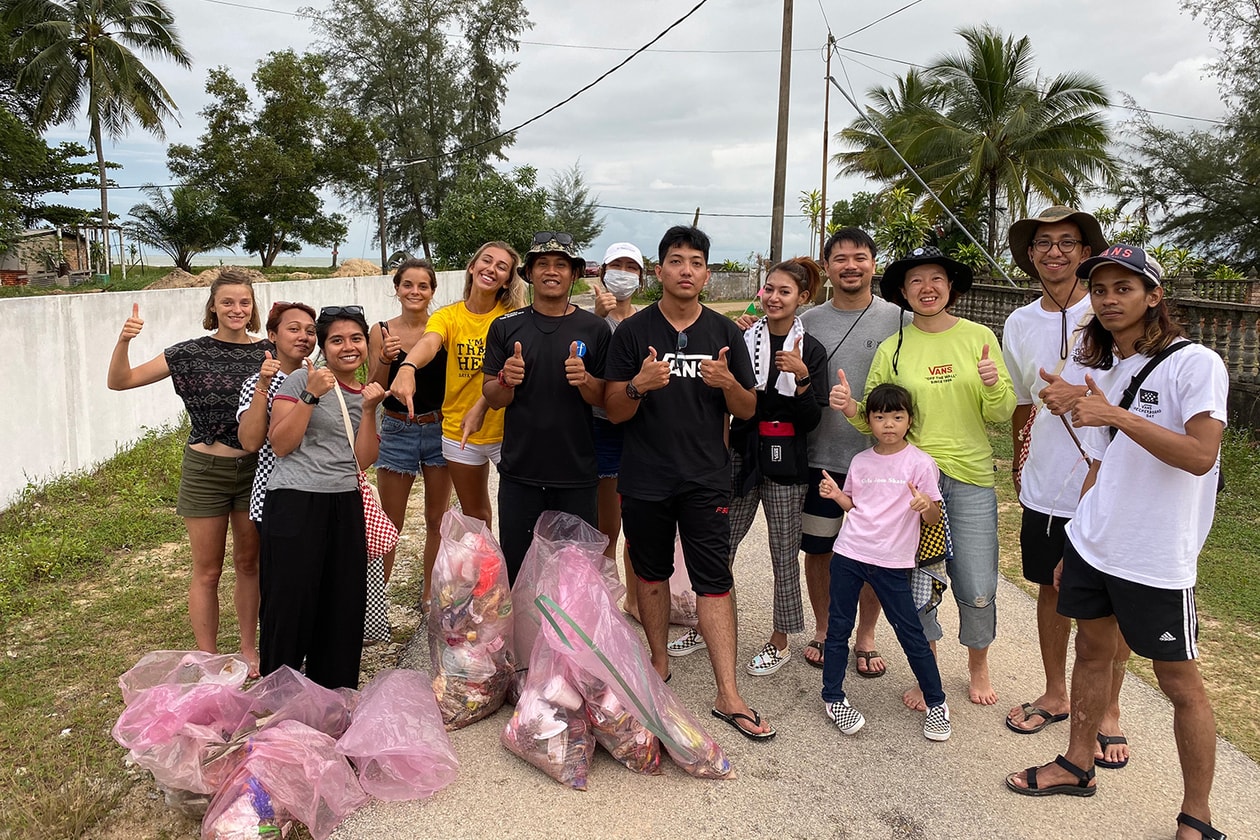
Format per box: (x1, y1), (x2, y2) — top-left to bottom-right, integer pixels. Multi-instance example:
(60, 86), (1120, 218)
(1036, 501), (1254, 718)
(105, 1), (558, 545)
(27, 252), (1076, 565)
(377, 154), (388, 271)
(820, 34), (834, 261)
(769, 0), (793, 262)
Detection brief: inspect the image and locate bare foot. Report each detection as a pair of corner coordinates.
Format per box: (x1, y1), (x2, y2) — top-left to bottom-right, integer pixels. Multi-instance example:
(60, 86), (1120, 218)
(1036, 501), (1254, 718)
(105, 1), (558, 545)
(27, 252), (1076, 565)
(968, 656), (998, 705)
(240, 647), (260, 680)
(903, 684), (926, 711)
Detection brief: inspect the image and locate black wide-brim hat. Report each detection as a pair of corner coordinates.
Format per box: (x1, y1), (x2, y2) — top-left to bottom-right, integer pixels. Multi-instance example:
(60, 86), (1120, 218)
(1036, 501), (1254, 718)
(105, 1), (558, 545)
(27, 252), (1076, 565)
(1007, 205), (1108, 278)
(878, 245), (974, 311)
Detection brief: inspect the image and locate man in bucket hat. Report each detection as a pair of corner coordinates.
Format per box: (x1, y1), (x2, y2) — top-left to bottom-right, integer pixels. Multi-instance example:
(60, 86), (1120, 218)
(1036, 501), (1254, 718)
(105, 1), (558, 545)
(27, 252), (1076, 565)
(481, 231), (611, 581)
(1001, 207), (1133, 768)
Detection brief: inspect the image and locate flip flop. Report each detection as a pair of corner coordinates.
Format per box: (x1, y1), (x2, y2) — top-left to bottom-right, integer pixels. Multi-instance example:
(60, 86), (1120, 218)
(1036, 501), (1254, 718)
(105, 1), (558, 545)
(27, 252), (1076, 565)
(1177, 812), (1227, 840)
(854, 649), (886, 678)
(711, 707), (776, 741)
(804, 640), (825, 669)
(1095, 732), (1129, 769)
(1005, 702), (1069, 734)
(1005, 754), (1096, 798)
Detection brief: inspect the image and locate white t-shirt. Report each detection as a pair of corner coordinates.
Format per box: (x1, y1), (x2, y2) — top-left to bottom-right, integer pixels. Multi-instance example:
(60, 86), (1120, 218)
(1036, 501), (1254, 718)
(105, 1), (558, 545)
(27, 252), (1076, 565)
(1066, 342), (1228, 589)
(1003, 295), (1093, 516)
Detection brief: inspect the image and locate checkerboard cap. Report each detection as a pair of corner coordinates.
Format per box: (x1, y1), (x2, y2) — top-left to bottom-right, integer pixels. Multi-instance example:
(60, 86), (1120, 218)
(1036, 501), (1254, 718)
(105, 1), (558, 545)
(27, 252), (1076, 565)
(1076, 244), (1164, 287)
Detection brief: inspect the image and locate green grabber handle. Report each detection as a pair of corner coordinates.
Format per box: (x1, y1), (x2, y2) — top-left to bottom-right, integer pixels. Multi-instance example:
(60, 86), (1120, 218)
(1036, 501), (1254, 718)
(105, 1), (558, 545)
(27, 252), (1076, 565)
(534, 593), (685, 754)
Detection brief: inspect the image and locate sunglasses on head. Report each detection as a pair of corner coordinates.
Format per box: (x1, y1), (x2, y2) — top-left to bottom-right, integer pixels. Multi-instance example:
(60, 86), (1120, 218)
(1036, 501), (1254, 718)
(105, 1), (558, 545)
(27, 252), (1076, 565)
(532, 231), (574, 247)
(318, 305), (364, 319)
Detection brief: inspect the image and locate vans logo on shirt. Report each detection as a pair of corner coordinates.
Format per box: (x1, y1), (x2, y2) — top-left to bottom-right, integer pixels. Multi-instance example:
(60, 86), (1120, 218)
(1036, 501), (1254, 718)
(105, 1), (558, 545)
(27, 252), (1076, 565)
(662, 352), (710, 378)
(926, 363), (955, 384)
(1139, 388), (1158, 405)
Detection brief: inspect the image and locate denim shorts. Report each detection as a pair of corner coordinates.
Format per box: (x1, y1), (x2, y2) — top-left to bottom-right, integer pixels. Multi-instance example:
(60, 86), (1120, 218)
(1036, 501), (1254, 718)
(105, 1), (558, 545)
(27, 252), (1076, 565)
(376, 414), (446, 475)
(592, 416), (624, 479)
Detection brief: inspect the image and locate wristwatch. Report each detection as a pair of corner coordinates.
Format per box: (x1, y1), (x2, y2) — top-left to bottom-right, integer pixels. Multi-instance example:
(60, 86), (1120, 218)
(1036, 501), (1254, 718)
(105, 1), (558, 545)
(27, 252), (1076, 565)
(299, 389), (320, 405)
(625, 381), (646, 401)
(795, 375), (812, 388)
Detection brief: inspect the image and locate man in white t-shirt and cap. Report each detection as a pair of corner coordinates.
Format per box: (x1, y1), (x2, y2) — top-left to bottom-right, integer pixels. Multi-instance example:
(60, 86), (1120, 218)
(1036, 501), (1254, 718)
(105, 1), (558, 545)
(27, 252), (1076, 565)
(1001, 206), (1133, 769)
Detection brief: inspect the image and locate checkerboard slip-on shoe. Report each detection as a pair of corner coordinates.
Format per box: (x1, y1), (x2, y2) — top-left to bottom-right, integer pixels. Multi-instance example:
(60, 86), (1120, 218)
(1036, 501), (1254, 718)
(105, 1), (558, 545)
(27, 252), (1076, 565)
(924, 702), (952, 741)
(667, 627), (706, 657)
(824, 698), (865, 735)
(746, 642), (790, 676)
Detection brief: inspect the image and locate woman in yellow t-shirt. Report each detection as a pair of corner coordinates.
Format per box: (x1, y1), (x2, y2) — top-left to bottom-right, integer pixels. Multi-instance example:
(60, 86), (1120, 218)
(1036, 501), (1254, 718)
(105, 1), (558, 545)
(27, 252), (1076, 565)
(389, 241), (525, 526)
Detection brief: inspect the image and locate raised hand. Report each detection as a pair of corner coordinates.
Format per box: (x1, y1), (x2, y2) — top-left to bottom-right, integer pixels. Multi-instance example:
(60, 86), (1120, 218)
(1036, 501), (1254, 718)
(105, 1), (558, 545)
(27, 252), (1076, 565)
(635, 346), (671, 392)
(1071, 374), (1114, 428)
(1038, 367), (1088, 416)
(259, 350), (280, 383)
(818, 469), (841, 499)
(501, 340), (526, 387)
(978, 343), (999, 387)
(120, 302), (144, 342)
(829, 369), (856, 416)
(592, 280), (617, 318)
(305, 357), (337, 397)
(775, 335), (808, 378)
(699, 346), (735, 389)
(380, 323), (402, 364)
(361, 381), (387, 407)
(564, 340), (587, 387)
(907, 481), (932, 514)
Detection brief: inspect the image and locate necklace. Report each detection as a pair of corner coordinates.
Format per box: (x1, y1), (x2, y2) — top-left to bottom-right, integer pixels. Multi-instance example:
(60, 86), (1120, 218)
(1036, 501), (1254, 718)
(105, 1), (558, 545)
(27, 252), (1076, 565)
(531, 304), (571, 335)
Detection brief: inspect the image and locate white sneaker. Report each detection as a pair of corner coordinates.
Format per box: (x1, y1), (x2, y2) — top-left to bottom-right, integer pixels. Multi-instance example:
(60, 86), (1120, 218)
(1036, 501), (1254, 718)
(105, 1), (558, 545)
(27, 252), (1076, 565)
(667, 627), (706, 657)
(746, 642), (791, 676)
(825, 698), (865, 735)
(924, 702), (951, 741)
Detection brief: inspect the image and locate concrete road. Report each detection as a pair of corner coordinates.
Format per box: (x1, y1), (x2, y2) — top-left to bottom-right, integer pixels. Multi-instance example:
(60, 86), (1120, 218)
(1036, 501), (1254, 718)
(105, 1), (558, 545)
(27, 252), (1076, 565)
(333, 461), (1258, 840)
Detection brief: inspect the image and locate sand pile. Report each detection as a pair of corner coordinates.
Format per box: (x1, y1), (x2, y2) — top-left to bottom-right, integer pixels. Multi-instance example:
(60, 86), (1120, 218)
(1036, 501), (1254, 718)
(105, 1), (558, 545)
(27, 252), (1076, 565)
(286, 271), (314, 280)
(197, 266), (267, 285)
(332, 259), (382, 277)
(146, 268), (203, 289)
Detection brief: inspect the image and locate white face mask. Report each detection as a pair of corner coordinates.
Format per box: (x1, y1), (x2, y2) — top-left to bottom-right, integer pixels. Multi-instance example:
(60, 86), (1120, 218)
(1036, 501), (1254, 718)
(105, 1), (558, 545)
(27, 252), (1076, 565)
(602, 268), (640, 300)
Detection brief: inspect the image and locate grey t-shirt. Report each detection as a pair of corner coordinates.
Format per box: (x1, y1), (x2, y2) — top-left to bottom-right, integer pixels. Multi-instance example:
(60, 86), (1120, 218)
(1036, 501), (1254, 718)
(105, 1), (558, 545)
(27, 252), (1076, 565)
(591, 307), (634, 422)
(266, 368), (364, 494)
(800, 295), (909, 473)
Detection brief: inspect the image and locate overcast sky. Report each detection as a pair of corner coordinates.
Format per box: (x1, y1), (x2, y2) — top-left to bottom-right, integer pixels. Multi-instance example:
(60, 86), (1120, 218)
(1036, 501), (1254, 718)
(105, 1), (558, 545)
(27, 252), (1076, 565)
(41, 0), (1226, 265)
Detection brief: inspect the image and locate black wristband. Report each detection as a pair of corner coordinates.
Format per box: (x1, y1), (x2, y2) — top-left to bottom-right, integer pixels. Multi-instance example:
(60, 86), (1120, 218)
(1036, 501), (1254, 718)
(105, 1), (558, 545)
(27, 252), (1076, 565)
(398, 361), (419, 373)
(795, 375), (812, 388)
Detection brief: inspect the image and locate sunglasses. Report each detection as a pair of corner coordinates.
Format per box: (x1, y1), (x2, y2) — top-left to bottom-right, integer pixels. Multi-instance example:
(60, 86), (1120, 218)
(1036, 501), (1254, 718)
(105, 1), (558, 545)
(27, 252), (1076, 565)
(677, 331), (689, 352)
(318, 305), (364, 319)
(532, 231), (574, 247)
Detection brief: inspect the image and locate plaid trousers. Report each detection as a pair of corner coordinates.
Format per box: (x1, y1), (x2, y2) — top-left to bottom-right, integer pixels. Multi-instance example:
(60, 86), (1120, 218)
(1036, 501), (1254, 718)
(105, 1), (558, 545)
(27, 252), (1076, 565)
(727, 452), (808, 635)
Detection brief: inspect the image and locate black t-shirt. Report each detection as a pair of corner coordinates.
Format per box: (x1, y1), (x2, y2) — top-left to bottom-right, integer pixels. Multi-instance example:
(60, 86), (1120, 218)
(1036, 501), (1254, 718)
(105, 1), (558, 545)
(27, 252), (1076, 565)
(483, 305), (611, 487)
(606, 303), (756, 499)
(381, 338), (446, 415)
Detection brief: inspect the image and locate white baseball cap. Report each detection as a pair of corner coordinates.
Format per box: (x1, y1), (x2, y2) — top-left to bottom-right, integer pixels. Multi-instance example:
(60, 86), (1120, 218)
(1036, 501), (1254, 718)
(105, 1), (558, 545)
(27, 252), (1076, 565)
(601, 242), (644, 268)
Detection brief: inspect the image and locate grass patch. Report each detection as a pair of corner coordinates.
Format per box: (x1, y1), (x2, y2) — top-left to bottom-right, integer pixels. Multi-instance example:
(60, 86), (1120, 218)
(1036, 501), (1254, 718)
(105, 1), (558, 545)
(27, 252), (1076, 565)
(990, 423), (1260, 759)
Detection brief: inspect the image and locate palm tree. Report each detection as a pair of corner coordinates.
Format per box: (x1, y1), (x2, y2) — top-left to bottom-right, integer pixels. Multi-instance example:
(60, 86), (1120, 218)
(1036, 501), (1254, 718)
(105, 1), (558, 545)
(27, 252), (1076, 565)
(835, 25), (1116, 254)
(2, 0), (190, 271)
(126, 184), (236, 272)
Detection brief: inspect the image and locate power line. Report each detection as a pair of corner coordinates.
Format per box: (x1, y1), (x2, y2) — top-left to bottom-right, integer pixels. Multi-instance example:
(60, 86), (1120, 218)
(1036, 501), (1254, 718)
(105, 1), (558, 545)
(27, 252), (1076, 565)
(836, 0), (925, 41)
(197, 0), (301, 16)
(596, 203), (808, 219)
(392, 0), (713, 168)
(520, 38), (814, 55)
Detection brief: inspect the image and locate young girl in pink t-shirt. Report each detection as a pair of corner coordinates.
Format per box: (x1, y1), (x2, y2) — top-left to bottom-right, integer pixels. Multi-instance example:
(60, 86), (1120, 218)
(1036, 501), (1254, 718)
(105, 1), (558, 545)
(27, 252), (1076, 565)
(818, 383), (951, 741)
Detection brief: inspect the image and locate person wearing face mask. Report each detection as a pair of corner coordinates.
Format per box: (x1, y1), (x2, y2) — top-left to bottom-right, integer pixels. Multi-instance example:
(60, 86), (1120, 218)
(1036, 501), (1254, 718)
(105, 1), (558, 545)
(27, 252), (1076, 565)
(591, 242), (645, 618)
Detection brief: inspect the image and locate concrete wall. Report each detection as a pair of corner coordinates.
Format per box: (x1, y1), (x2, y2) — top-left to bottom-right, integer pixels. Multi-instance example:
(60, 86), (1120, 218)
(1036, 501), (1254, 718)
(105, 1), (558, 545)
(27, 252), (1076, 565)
(0, 270), (466, 508)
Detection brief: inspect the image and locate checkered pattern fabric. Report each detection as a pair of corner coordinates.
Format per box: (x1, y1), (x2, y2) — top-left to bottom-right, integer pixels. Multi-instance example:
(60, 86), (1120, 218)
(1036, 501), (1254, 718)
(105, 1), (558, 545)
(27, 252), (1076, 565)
(237, 371), (285, 523)
(358, 471), (399, 561)
(364, 557), (390, 642)
(825, 699), (865, 735)
(728, 453), (808, 634)
(923, 703), (951, 741)
(915, 501), (954, 566)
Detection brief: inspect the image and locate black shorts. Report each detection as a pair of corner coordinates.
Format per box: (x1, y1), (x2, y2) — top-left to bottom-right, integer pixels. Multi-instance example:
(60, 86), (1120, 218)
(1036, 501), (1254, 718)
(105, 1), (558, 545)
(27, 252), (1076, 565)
(800, 467), (845, 555)
(1019, 508), (1069, 586)
(1057, 539), (1199, 661)
(621, 488), (733, 595)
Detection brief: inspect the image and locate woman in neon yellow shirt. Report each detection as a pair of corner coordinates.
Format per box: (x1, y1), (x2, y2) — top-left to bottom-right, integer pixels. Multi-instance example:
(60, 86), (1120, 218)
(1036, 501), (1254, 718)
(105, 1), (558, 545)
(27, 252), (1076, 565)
(389, 241), (526, 527)
(831, 246), (1014, 710)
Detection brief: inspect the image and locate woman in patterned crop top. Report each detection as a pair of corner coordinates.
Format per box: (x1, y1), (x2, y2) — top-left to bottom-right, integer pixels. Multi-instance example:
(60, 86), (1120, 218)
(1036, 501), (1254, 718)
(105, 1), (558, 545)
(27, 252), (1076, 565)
(107, 269), (271, 677)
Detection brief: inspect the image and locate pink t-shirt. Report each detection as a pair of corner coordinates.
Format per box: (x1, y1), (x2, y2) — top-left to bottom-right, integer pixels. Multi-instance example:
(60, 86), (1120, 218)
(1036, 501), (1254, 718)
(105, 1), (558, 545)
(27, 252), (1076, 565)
(832, 443), (943, 569)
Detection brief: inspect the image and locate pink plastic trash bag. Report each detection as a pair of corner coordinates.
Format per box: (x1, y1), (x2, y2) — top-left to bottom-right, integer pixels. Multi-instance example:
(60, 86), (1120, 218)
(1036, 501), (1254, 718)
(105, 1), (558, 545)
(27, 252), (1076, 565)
(539, 560), (733, 780)
(239, 666), (354, 739)
(335, 669), (458, 801)
(668, 538), (699, 627)
(201, 720), (367, 840)
(576, 671), (661, 776)
(119, 650), (249, 704)
(428, 510), (515, 729)
(512, 511), (617, 673)
(501, 640), (594, 790)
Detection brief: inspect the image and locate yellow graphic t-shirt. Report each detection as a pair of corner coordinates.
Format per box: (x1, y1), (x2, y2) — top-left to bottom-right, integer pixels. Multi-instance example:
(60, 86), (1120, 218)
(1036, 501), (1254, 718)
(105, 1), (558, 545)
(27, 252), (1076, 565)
(426, 300), (509, 444)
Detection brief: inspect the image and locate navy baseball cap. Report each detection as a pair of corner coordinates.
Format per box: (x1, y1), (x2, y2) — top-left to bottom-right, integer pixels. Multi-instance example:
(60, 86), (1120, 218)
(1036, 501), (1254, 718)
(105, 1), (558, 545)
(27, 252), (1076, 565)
(1075, 244), (1164, 287)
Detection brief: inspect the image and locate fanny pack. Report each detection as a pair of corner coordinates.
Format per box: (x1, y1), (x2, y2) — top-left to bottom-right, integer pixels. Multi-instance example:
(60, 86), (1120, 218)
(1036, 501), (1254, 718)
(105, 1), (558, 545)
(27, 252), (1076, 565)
(757, 420), (798, 480)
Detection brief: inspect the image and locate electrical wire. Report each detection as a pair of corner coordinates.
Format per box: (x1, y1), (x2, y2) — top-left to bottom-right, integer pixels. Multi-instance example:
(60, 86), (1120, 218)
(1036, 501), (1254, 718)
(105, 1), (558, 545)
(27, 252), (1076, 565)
(836, 0), (925, 41)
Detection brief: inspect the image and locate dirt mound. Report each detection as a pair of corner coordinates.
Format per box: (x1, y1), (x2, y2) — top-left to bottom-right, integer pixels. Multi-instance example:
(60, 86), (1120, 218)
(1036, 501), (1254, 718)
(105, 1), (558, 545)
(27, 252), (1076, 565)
(285, 271), (314, 280)
(145, 268), (203, 289)
(332, 258), (382, 277)
(196, 266), (267, 285)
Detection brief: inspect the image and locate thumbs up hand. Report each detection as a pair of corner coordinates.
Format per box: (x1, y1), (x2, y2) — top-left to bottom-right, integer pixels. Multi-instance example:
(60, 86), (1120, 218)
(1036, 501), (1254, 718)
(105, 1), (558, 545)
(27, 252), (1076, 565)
(120, 302), (144, 342)
(635, 346), (671, 392)
(829, 369), (857, 417)
(564, 340), (588, 388)
(380, 323), (402, 364)
(700, 345), (735, 389)
(775, 334), (808, 378)
(306, 359), (336, 397)
(259, 349), (280, 383)
(978, 343), (999, 387)
(501, 340), (526, 388)
(1071, 373), (1114, 428)
(1038, 367), (1088, 416)
(907, 481), (931, 514)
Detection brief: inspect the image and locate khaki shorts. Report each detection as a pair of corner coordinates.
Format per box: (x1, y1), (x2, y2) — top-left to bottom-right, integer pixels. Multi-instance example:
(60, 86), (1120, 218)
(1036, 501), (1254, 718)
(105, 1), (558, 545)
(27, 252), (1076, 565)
(176, 446), (257, 517)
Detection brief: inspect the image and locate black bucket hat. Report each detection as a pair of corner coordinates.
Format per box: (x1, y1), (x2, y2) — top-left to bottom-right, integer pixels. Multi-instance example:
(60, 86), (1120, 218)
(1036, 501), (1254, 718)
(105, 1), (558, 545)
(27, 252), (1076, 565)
(1008, 205), (1107, 278)
(878, 245), (974, 311)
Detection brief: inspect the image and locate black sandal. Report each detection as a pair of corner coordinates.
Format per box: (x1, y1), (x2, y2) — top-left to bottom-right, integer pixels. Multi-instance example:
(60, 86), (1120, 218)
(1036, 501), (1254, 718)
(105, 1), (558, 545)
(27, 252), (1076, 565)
(1005, 754), (1096, 797)
(1177, 812), (1227, 839)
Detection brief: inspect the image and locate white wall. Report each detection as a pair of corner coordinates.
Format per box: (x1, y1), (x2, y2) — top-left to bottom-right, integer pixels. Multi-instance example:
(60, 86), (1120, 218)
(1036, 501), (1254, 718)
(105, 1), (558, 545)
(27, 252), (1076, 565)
(0, 270), (466, 508)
